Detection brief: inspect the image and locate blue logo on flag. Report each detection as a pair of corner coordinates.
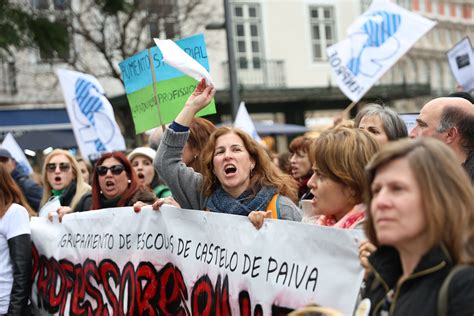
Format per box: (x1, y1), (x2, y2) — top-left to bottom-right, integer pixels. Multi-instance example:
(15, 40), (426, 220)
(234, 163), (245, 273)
(347, 11), (401, 77)
(74, 78), (107, 151)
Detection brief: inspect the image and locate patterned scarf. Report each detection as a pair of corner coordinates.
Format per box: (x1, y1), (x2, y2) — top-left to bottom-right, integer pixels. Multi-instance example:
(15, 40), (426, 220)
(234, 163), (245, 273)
(316, 203), (366, 229)
(206, 186), (277, 216)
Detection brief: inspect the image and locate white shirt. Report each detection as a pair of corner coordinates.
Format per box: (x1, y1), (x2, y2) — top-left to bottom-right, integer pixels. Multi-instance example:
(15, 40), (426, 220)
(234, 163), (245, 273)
(0, 204), (30, 314)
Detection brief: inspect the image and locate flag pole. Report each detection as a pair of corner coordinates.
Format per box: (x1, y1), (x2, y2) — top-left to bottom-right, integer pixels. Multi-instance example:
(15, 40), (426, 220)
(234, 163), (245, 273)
(148, 48), (166, 132)
(341, 101), (357, 117)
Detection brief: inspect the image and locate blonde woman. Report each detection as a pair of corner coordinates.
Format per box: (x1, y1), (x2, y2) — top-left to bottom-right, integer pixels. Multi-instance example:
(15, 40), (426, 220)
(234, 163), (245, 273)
(39, 149), (90, 220)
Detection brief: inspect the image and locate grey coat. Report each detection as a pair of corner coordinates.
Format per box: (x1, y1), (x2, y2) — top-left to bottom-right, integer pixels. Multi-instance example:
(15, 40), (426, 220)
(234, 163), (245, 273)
(155, 127), (302, 221)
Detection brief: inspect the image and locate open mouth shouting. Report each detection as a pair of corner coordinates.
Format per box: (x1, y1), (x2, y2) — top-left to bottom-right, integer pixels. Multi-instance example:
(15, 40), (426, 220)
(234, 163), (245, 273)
(224, 164), (237, 176)
(137, 172), (145, 184)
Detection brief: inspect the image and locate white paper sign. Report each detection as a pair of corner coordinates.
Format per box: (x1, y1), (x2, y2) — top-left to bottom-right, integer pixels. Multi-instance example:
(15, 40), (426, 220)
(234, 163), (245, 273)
(399, 112), (419, 134)
(30, 206), (364, 315)
(447, 37), (474, 93)
(327, 0), (436, 102)
(37, 196), (61, 218)
(154, 38), (215, 87)
(56, 69), (126, 161)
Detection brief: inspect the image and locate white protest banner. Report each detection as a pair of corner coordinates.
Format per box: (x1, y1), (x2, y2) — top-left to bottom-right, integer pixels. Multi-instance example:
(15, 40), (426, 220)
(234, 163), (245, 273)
(327, 0), (436, 102)
(1, 132), (33, 175)
(56, 69), (126, 161)
(234, 102), (262, 142)
(30, 206), (364, 315)
(447, 37), (474, 93)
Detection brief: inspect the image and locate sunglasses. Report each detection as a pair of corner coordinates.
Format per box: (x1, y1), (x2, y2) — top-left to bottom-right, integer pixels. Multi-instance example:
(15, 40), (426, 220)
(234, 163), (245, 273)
(96, 164), (126, 176)
(46, 162), (71, 173)
(0, 157), (9, 163)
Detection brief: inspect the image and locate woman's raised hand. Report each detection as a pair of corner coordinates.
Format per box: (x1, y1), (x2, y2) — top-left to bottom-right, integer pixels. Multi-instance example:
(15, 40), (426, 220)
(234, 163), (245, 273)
(175, 79), (215, 127)
(185, 78), (216, 112)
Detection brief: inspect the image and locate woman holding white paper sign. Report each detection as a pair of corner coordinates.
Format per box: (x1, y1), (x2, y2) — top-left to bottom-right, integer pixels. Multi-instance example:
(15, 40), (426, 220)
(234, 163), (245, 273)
(154, 79), (301, 221)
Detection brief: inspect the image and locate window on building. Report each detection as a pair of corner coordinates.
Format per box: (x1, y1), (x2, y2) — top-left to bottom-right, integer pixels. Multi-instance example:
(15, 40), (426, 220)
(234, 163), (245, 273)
(397, 0), (411, 10)
(37, 17), (71, 61)
(53, 0), (70, 10)
(31, 0), (72, 62)
(309, 6), (336, 61)
(31, 0), (50, 10)
(148, 1), (180, 40)
(419, 0), (426, 12)
(232, 3), (264, 70)
(0, 59), (17, 95)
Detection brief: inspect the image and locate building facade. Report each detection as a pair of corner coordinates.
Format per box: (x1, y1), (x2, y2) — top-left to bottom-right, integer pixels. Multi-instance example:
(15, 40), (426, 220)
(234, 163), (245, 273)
(1, 0), (473, 151)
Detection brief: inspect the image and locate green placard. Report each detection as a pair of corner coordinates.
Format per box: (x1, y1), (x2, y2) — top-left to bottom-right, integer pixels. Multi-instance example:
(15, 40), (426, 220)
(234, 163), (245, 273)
(127, 76), (216, 134)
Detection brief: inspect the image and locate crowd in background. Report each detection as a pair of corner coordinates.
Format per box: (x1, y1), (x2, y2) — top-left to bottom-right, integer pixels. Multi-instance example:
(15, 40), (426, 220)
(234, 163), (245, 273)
(0, 81), (473, 315)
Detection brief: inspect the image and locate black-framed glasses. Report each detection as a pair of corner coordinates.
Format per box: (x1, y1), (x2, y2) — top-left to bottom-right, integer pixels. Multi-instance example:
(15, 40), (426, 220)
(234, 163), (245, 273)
(46, 162), (71, 173)
(96, 164), (125, 176)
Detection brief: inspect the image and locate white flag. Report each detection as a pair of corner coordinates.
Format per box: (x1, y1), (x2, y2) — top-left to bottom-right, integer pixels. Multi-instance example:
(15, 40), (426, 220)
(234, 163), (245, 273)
(326, 0), (436, 102)
(56, 69), (126, 161)
(234, 102), (262, 142)
(1, 133), (33, 175)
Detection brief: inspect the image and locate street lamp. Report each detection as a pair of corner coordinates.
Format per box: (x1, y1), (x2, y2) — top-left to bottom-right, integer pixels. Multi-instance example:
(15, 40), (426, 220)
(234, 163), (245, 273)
(206, 0), (239, 120)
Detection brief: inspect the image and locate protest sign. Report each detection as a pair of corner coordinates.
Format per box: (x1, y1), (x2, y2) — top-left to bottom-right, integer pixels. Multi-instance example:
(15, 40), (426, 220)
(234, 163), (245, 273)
(327, 0), (436, 102)
(30, 206), (364, 315)
(56, 69), (126, 161)
(1, 132), (33, 175)
(447, 37), (474, 93)
(119, 34), (216, 134)
(399, 112), (419, 134)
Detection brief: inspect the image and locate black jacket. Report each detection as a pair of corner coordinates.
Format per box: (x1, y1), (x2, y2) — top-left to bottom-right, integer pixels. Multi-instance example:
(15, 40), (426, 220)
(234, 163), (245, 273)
(11, 165), (43, 212)
(7, 234), (32, 316)
(362, 245), (474, 315)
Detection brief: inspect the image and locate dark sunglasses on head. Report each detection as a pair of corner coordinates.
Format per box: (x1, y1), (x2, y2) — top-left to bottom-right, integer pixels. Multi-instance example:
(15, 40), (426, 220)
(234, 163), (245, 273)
(96, 164), (125, 176)
(46, 162), (71, 173)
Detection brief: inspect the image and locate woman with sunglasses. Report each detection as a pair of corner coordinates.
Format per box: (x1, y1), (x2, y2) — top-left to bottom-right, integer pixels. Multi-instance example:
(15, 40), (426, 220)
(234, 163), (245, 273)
(75, 152), (155, 212)
(39, 149), (90, 220)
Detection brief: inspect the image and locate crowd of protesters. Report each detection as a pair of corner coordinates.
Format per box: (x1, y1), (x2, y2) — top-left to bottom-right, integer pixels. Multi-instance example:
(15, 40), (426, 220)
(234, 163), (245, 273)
(0, 79), (473, 315)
